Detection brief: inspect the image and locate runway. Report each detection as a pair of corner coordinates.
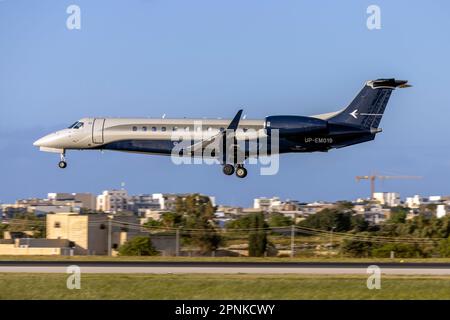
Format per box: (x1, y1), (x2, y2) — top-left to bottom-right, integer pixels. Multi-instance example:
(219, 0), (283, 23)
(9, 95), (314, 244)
(0, 261), (449, 275)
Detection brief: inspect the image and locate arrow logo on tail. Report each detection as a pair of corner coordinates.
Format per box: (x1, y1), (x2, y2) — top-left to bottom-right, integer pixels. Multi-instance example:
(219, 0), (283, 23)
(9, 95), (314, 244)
(350, 109), (358, 119)
(349, 109), (384, 119)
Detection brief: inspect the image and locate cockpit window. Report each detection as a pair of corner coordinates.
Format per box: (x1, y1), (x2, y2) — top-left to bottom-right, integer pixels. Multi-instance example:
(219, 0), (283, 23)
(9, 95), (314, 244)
(74, 122), (84, 129)
(68, 121), (84, 129)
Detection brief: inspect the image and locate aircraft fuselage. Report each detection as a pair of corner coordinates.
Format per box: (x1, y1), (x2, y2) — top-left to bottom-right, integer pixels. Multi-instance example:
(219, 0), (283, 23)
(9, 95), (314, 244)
(33, 78), (409, 177)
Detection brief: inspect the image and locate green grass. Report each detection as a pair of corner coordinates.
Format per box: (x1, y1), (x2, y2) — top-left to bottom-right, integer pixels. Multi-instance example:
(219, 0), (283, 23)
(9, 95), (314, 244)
(1, 273), (450, 299)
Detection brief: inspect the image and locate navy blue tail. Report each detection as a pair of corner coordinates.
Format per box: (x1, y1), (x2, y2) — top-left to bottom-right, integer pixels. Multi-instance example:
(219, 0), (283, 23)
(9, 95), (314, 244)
(329, 79), (408, 129)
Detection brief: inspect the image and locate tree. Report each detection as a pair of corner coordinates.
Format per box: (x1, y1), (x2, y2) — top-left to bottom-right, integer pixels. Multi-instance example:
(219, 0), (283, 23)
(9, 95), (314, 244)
(160, 212), (182, 228)
(371, 243), (423, 258)
(340, 239), (373, 257)
(299, 209), (352, 232)
(7, 213), (46, 238)
(118, 236), (158, 256)
(439, 237), (450, 258)
(248, 213), (268, 257)
(176, 194), (221, 254)
(143, 218), (163, 228)
(335, 201), (354, 211)
(351, 215), (369, 232)
(226, 215), (253, 229)
(268, 213), (293, 228)
(388, 207), (408, 224)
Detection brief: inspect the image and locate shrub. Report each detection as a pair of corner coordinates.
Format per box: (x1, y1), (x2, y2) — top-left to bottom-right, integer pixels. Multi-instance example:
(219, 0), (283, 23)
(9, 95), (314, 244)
(118, 236), (158, 256)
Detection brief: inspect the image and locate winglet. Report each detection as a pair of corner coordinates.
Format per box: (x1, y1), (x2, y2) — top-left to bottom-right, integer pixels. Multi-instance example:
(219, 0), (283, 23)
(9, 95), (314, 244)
(227, 109), (243, 130)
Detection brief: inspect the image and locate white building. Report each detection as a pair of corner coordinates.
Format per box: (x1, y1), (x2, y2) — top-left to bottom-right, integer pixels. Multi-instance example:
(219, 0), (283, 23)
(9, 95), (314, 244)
(47, 192), (96, 210)
(428, 195), (442, 203)
(96, 190), (129, 213)
(128, 194), (161, 214)
(253, 197), (282, 211)
(138, 209), (170, 223)
(373, 192), (401, 207)
(364, 210), (388, 224)
(405, 195), (424, 208)
(152, 193), (215, 210)
(436, 204), (448, 218)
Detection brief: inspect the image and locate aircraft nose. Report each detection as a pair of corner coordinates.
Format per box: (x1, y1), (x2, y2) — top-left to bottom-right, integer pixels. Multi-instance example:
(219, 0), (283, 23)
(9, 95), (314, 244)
(33, 136), (49, 147)
(33, 132), (60, 148)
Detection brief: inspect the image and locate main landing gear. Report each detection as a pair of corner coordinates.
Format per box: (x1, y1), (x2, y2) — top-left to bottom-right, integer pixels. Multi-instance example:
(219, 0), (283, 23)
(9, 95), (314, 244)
(58, 152), (67, 169)
(222, 164), (247, 178)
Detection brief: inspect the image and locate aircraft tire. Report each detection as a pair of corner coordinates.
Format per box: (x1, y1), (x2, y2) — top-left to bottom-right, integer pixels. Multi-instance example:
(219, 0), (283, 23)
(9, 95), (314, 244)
(222, 164), (234, 175)
(235, 166), (247, 178)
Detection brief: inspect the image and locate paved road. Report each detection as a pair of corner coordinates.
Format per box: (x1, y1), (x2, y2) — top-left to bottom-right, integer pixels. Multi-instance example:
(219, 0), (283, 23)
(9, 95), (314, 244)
(0, 261), (449, 275)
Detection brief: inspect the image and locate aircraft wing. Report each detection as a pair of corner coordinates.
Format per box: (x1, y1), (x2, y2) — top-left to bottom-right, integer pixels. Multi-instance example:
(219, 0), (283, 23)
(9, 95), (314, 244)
(185, 109), (243, 157)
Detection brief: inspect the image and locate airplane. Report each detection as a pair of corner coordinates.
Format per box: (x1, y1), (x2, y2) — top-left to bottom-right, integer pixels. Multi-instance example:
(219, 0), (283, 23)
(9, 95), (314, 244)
(33, 78), (410, 178)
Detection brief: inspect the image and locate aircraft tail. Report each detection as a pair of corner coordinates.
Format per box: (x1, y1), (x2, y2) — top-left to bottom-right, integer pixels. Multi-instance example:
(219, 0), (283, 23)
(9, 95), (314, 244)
(328, 79), (410, 129)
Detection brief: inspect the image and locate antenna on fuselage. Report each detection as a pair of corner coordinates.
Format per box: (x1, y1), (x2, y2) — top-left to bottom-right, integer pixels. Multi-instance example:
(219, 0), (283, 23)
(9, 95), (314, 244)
(162, 114), (166, 119)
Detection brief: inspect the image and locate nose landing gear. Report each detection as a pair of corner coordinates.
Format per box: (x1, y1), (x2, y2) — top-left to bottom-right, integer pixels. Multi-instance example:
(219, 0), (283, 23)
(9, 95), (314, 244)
(58, 152), (67, 169)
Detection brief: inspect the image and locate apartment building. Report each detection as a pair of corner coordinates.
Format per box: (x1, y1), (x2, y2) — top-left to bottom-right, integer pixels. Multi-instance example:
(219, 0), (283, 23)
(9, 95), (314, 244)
(373, 192), (401, 207)
(96, 189), (129, 213)
(48, 192), (96, 210)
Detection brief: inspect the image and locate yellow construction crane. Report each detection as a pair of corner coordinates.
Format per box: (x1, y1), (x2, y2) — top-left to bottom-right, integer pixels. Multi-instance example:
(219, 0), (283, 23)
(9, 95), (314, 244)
(355, 174), (422, 200)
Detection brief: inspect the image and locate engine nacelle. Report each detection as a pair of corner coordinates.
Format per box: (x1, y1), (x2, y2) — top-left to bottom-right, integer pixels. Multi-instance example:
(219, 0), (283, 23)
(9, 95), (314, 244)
(265, 115), (328, 137)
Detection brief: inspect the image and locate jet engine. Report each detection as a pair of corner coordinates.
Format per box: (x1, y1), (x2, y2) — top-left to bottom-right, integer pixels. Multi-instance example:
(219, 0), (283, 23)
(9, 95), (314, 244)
(264, 115), (328, 137)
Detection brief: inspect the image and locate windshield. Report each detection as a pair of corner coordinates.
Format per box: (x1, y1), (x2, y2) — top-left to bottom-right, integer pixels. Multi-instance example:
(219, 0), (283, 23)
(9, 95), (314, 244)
(68, 121), (84, 129)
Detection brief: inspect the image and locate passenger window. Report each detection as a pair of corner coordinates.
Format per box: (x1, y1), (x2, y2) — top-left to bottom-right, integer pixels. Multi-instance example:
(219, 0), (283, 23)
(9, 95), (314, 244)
(161, 127), (166, 132)
(132, 126), (137, 131)
(243, 128), (248, 132)
(220, 127), (225, 132)
(142, 127), (147, 131)
(173, 127), (178, 131)
(152, 127), (157, 132)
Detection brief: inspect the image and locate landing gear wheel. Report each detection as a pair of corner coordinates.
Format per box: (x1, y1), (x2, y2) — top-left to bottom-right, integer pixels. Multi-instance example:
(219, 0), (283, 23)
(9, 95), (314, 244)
(58, 161), (67, 169)
(222, 164), (235, 175)
(235, 166), (247, 178)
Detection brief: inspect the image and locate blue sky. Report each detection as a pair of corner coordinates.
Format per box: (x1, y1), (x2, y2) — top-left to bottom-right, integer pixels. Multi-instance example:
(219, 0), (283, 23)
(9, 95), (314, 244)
(1, 0), (450, 206)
